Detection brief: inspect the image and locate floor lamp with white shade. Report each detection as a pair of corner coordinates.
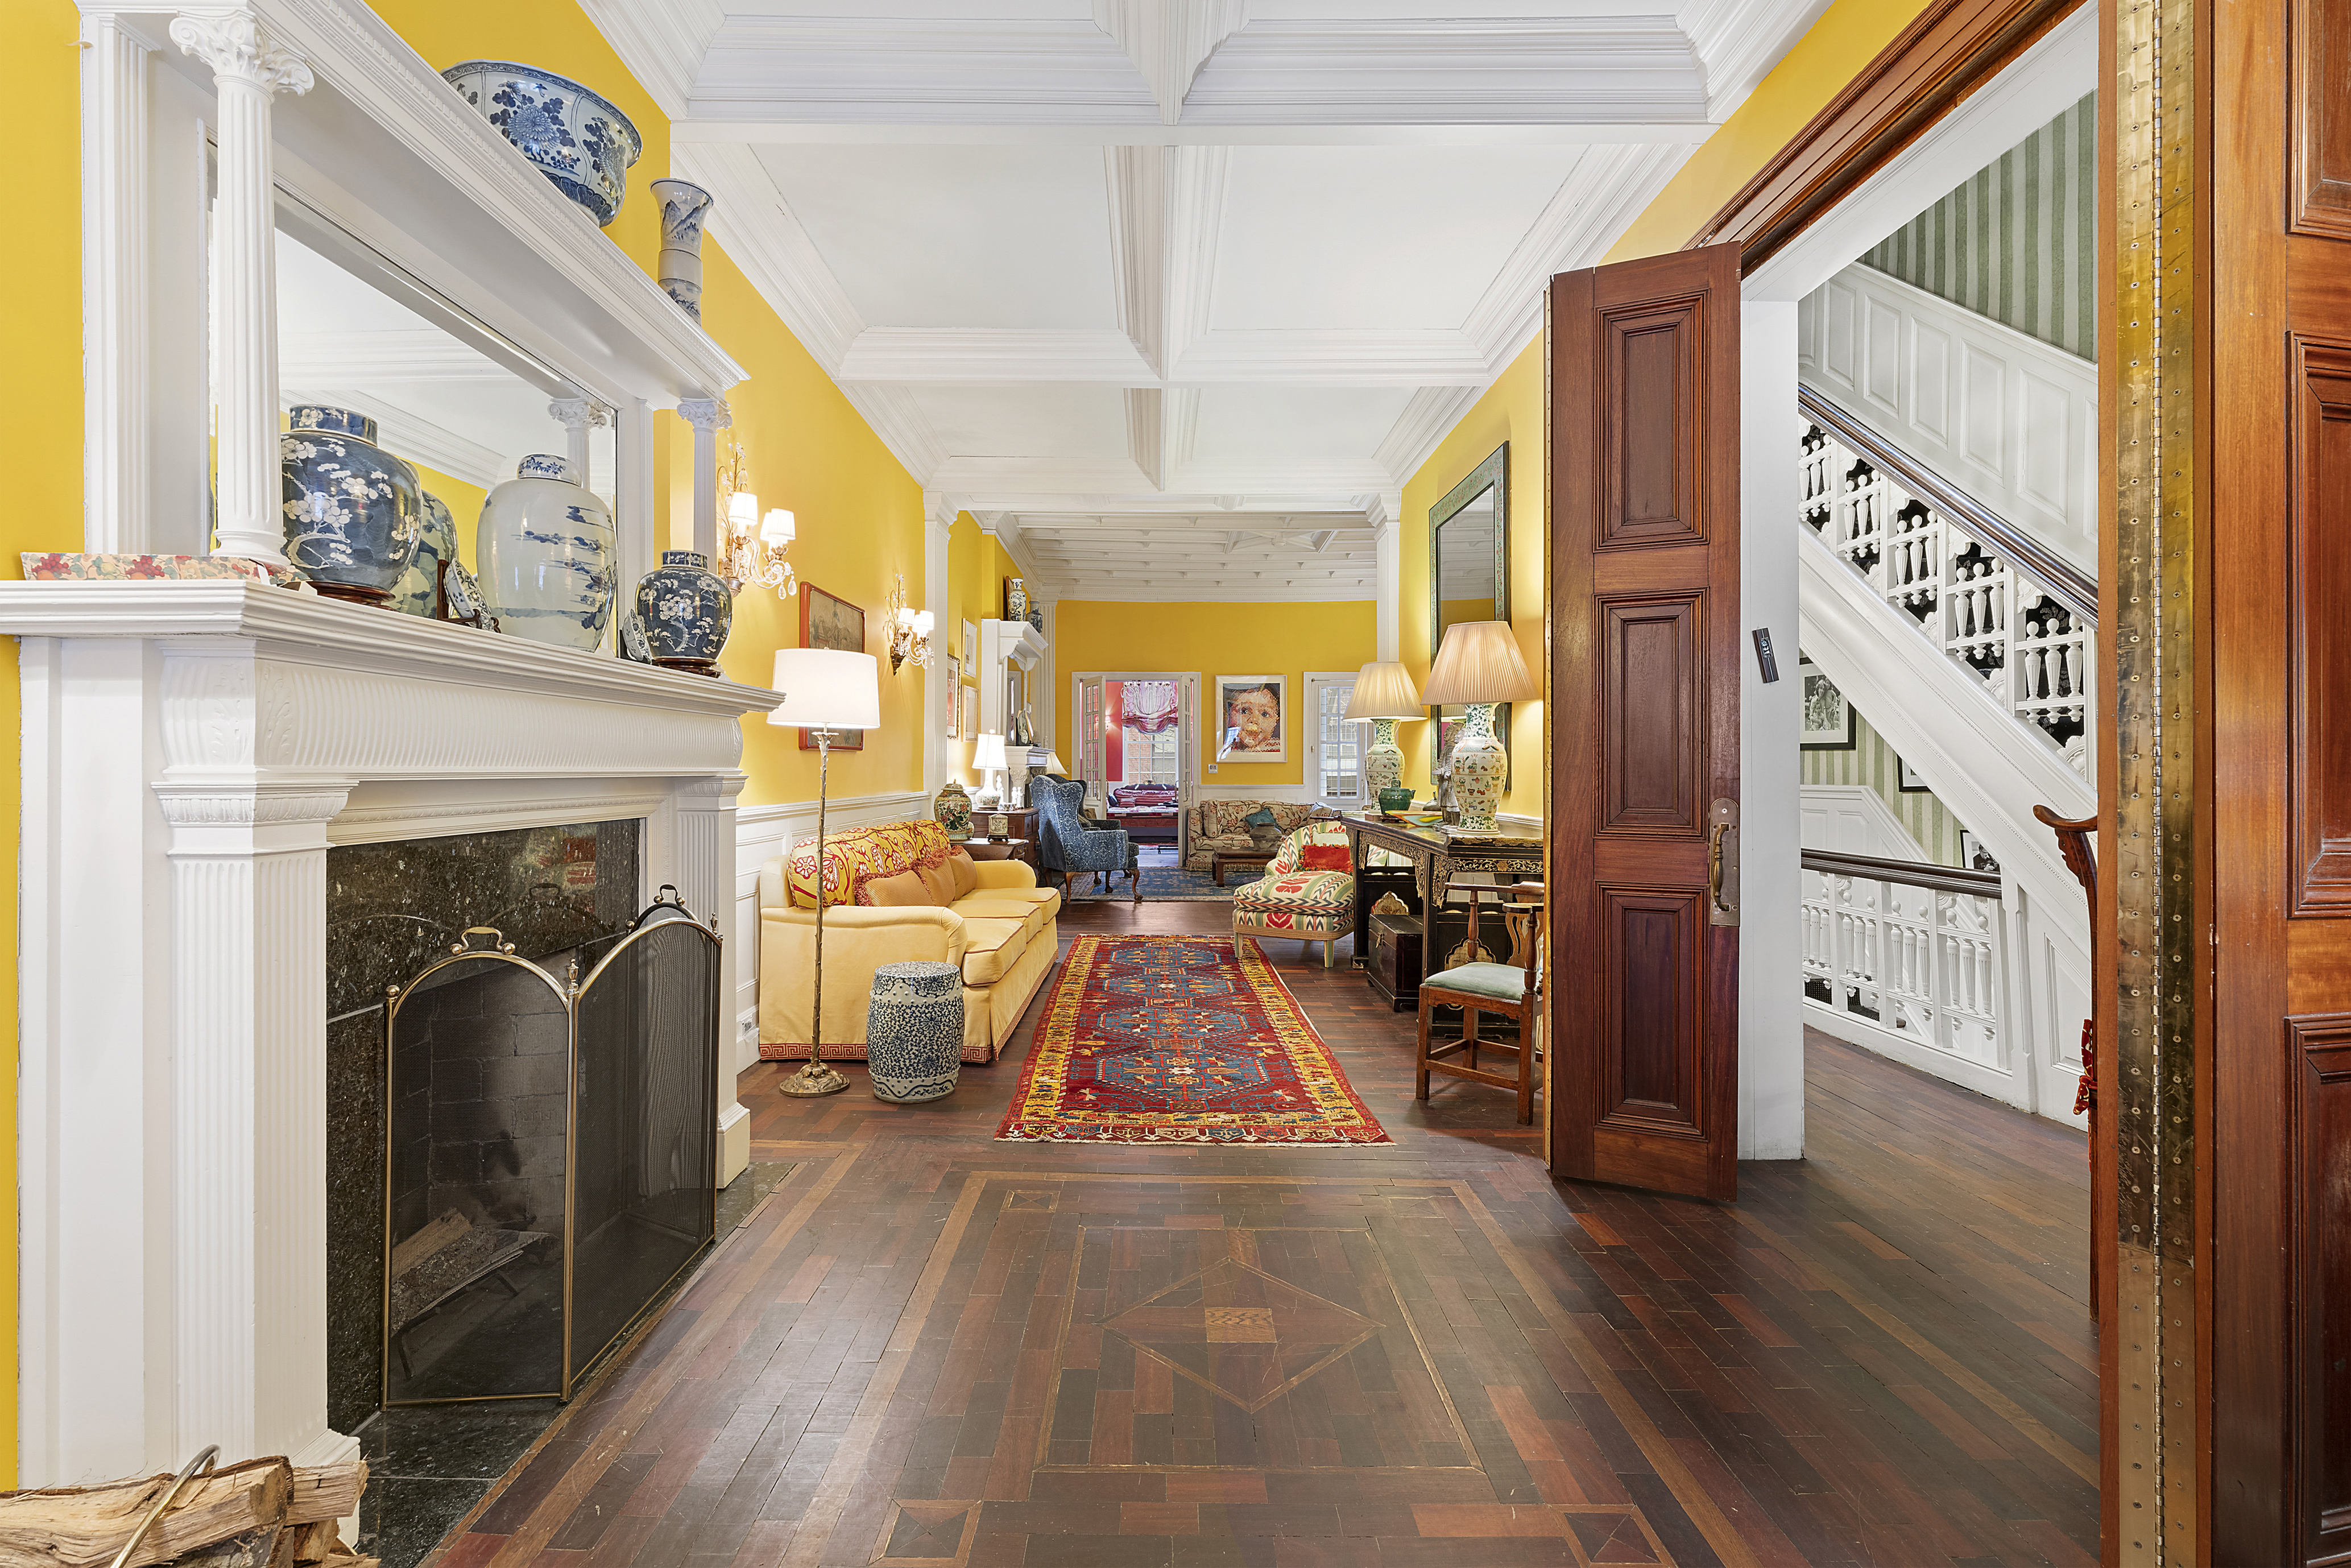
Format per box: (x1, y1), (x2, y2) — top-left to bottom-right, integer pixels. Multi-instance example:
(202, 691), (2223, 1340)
(770, 647), (881, 1098)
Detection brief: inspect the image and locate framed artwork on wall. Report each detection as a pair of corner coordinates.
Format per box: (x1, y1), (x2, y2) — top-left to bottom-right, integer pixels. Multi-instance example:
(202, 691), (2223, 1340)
(1962, 831), (2000, 873)
(797, 583), (866, 751)
(962, 618), (979, 666)
(1213, 675), (1286, 763)
(1897, 755), (1932, 792)
(1798, 658), (1856, 750)
(958, 684), (977, 741)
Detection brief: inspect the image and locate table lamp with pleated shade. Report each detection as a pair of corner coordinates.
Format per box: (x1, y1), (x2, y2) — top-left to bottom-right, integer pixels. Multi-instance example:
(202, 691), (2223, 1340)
(1422, 621), (1537, 833)
(767, 648), (880, 1098)
(1343, 660), (1425, 805)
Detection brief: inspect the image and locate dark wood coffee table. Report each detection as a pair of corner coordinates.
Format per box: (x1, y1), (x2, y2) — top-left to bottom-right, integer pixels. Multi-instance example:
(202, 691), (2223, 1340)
(1211, 849), (1277, 886)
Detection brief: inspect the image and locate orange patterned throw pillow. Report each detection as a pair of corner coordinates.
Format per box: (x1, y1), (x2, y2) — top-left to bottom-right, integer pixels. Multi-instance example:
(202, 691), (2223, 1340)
(1299, 843), (1351, 871)
(787, 818), (953, 908)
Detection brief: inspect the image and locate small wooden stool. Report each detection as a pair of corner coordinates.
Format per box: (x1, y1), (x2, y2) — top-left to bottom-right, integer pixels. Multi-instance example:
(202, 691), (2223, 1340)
(1415, 883), (1545, 1124)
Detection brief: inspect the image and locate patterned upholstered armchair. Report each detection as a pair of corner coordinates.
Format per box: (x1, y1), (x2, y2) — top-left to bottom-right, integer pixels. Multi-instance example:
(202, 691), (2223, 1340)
(1033, 775), (1138, 900)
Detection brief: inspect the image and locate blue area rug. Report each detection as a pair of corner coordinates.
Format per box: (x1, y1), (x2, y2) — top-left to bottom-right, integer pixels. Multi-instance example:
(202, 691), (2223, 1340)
(1059, 863), (1262, 902)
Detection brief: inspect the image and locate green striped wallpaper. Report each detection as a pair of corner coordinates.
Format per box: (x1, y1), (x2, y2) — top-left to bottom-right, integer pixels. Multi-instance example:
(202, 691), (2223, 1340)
(1859, 92), (2097, 361)
(1802, 705), (1975, 867)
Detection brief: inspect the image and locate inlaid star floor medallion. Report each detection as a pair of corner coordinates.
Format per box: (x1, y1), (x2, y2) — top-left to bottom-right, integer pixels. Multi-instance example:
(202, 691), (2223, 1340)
(1102, 1254), (1383, 1413)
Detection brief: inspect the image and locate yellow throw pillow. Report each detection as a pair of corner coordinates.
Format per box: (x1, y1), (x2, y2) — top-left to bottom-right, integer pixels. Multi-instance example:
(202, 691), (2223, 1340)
(946, 851), (980, 900)
(864, 869), (932, 906)
(916, 860), (960, 905)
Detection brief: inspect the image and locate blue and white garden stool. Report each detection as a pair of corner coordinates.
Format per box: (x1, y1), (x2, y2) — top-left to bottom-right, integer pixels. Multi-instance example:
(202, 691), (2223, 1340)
(865, 961), (966, 1103)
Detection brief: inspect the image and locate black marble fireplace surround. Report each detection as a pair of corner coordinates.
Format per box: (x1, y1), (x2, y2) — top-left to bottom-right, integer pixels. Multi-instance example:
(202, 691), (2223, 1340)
(325, 819), (643, 1434)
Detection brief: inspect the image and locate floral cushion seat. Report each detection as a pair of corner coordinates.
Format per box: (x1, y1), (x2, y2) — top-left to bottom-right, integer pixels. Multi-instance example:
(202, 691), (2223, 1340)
(1232, 821), (1358, 966)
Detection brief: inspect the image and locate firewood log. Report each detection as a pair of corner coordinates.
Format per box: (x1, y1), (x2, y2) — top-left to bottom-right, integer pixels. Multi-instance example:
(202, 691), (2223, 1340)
(279, 1466), (364, 1528)
(0, 1458), (291, 1568)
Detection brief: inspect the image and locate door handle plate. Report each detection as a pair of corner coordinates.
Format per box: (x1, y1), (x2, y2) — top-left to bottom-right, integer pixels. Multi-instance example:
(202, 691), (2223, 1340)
(1708, 797), (1740, 926)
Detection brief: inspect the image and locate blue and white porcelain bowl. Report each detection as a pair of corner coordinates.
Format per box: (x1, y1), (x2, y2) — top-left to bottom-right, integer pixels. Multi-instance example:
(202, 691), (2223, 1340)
(475, 454), (617, 652)
(635, 550), (732, 674)
(865, 961), (965, 1104)
(388, 490), (459, 618)
(280, 406), (423, 605)
(441, 61), (642, 227)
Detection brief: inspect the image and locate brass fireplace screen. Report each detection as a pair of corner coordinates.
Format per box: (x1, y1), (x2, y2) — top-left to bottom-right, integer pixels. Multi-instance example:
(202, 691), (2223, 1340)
(382, 894), (721, 1405)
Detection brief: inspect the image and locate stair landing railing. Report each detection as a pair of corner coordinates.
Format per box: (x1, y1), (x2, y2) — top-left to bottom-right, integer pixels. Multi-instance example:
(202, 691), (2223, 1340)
(1800, 386), (2096, 779)
(1800, 849), (2009, 1073)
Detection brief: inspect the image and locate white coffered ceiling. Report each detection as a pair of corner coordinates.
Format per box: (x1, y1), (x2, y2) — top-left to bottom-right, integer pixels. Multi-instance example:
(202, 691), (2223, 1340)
(582, 0), (1831, 599)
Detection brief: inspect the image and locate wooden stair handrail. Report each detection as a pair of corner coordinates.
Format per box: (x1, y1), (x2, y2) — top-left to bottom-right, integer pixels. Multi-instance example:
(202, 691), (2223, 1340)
(1800, 847), (2004, 897)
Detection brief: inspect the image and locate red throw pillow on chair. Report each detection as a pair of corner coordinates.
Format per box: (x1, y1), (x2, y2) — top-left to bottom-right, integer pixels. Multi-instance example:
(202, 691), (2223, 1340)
(1299, 843), (1351, 871)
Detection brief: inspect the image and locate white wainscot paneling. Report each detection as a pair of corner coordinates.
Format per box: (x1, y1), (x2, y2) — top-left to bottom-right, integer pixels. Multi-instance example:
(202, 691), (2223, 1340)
(734, 792), (928, 1057)
(1800, 263), (2096, 576)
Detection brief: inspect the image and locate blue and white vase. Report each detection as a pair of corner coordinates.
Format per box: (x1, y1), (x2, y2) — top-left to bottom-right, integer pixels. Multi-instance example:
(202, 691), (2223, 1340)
(476, 455), (616, 652)
(388, 490), (459, 618)
(279, 406), (422, 605)
(440, 61), (642, 227)
(649, 179), (713, 320)
(635, 549), (731, 674)
(865, 961), (965, 1104)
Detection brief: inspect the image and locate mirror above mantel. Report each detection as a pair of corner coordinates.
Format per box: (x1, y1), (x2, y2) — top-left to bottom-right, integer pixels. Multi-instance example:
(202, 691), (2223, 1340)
(1429, 442), (1509, 788)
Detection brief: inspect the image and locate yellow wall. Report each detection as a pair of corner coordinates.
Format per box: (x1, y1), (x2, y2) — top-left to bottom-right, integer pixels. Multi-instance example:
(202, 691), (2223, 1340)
(942, 516), (1016, 787)
(0, 0), (89, 1492)
(1603, 0), (1935, 263)
(374, 0), (928, 810)
(1399, 340), (1547, 819)
(1053, 601), (1376, 789)
(408, 463), (487, 571)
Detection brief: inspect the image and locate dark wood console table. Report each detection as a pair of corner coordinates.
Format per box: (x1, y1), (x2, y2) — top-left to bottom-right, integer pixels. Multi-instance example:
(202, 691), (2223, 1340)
(1338, 814), (1545, 974)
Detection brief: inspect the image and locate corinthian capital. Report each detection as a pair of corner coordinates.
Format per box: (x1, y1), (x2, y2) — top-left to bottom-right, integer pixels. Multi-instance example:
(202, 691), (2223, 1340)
(678, 398), (732, 432)
(169, 11), (314, 96)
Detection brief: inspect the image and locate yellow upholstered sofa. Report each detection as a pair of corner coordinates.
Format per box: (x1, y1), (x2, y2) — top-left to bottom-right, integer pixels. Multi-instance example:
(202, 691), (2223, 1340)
(758, 818), (1061, 1066)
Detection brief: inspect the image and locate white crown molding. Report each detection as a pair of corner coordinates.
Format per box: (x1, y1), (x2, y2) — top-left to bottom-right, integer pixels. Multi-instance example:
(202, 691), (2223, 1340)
(1181, 16), (1710, 125)
(1172, 328), (1487, 384)
(690, 16), (1160, 122)
(1681, 0), (1836, 121)
(836, 328), (1154, 384)
(673, 119), (1722, 147)
(1373, 386), (1481, 483)
(279, 387), (508, 489)
(279, 328), (514, 384)
(576, 0), (723, 122)
(217, 0), (744, 399)
(1165, 386), (1202, 474)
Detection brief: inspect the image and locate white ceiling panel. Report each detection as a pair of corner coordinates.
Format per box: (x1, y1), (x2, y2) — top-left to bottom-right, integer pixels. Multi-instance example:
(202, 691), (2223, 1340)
(754, 145), (1119, 329)
(1208, 146), (1593, 330)
(907, 384), (1132, 458)
(1189, 386), (1417, 462)
(596, 0), (1833, 600)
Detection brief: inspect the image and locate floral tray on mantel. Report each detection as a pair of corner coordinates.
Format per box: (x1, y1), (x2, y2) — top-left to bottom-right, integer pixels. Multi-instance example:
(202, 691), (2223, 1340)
(22, 552), (309, 589)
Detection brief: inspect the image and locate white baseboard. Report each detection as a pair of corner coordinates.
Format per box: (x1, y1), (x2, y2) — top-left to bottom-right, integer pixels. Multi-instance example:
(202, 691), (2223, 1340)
(1802, 996), (2026, 1110)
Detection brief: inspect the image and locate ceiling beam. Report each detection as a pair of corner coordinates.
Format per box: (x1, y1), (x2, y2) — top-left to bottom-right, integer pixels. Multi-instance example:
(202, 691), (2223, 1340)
(670, 120), (1717, 147)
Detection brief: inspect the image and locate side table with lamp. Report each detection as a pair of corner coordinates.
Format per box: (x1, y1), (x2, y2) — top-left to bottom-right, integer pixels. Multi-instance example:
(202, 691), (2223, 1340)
(769, 646), (881, 1098)
(1344, 659), (1426, 815)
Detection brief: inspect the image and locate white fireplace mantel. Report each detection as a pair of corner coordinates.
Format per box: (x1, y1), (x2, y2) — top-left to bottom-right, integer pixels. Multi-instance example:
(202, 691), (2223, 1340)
(6, 580), (782, 1486)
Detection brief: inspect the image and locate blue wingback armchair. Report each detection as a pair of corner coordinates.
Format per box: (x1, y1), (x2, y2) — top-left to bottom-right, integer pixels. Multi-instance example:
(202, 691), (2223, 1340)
(1033, 775), (1137, 902)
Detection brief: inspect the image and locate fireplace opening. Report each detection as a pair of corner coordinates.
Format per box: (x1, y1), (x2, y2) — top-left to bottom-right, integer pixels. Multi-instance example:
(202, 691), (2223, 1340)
(383, 900), (720, 1405)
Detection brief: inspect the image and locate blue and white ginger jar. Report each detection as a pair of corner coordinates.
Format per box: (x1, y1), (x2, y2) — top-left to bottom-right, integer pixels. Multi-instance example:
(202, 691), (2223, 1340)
(476, 455), (617, 652)
(635, 549), (732, 673)
(280, 406), (422, 605)
(864, 961), (965, 1104)
(388, 490), (459, 618)
(440, 61), (642, 227)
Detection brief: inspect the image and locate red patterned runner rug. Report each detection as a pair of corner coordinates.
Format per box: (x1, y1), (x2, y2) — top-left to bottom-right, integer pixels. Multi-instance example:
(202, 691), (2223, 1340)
(996, 935), (1391, 1145)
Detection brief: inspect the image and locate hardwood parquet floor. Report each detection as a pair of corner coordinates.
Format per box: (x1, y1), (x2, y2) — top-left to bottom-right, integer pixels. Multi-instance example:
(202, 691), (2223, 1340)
(427, 899), (2095, 1568)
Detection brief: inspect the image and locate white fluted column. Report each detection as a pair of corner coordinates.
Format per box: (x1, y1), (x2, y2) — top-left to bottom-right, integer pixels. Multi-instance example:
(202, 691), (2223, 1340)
(172, 11), (310, 562)
(1371, 490), (1402, 662)
(82, 13), (151, 553)
(678, 398), (731, 561)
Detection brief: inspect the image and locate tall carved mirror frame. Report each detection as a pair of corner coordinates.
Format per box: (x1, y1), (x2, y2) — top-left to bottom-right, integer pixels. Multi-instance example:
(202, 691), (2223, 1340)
(1427, 442), (1510, 784)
